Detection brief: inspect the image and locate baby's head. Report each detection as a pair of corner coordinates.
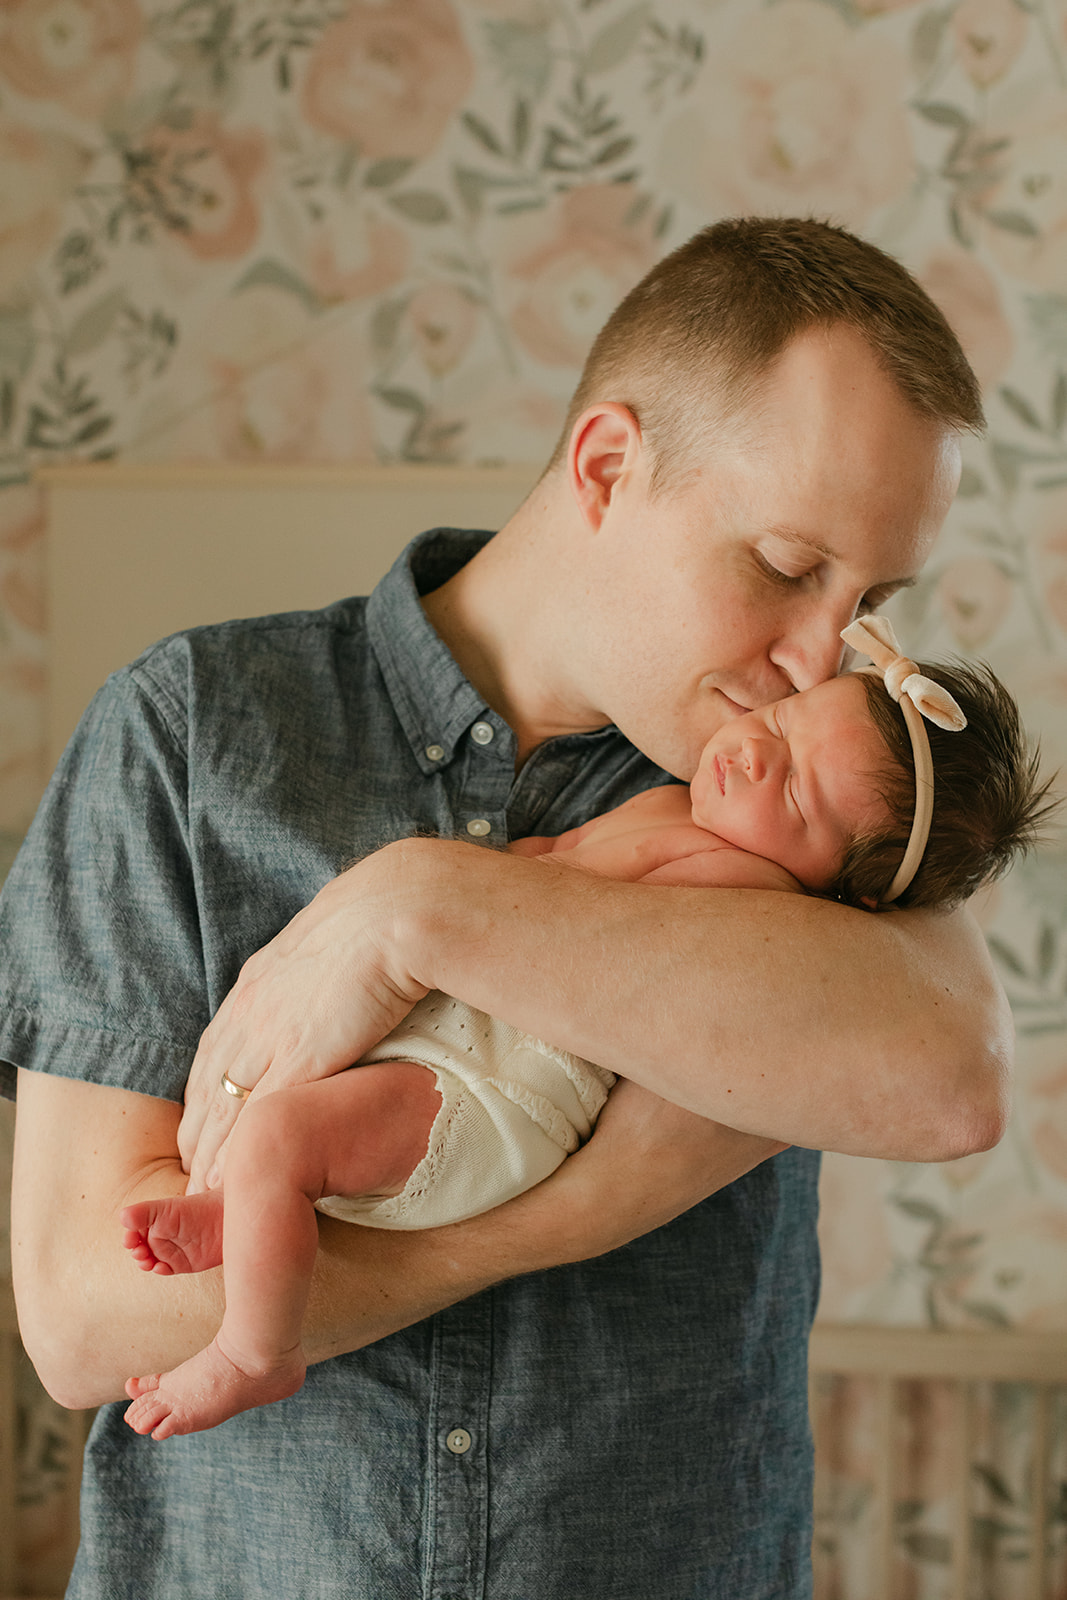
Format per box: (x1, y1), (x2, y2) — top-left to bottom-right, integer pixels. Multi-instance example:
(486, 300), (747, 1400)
(689, 632), (1056, 910)
(836, 659), (1056, 911)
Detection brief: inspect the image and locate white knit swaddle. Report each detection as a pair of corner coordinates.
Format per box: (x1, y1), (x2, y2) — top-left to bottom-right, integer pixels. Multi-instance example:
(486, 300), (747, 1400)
(315, 993), (615, 1230)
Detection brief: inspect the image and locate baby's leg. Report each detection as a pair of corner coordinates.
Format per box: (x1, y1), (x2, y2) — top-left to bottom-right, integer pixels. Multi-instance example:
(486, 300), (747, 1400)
(125, 1061), (440, 1440)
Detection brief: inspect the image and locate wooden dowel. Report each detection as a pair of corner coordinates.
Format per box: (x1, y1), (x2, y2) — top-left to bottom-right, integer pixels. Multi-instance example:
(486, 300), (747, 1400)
(949, 1380), (973, 1600)
(1027, 1386), (1051, 1600)
(875, 1373), (895, 1600)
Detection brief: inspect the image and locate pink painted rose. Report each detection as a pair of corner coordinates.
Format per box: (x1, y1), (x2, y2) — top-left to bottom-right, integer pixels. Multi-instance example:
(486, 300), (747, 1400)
(918, 247), (1014, 394)
(409, 282), (479, 376)
(0, 0), (141, 119)
(0, 115), (90, 299)
(451, 364), (566, 463)
(502, 184), (659, 368)
(658, 0), (912, 231)
(139, 112), (267, 262)
(972, 93), (1067, 290)
(301, 0), (474, 162)
(952, 0), (1027, 87)
(164, 286), (376, 463)
(306, 213), (410, 305)
(936, 556), (1013, 648)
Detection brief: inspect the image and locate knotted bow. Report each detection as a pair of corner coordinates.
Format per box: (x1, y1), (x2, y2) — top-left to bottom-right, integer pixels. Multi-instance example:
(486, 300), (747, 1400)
(838, 615), (966, 904)
(841, 616), (967, 732)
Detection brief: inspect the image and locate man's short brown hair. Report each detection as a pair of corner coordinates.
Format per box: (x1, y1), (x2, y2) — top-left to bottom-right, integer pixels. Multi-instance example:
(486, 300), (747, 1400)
(550, 215), (984, 489)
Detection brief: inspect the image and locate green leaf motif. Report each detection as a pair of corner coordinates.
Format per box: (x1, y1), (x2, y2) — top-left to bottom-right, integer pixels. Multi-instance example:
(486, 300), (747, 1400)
(594, 135), (634, 166)
(462, 111), (505, 157)
(911, 7), (949, 77)
(1052, 371), (1067, 432)
(585, 4), (650, 74)
(987, 208), (1040, 237)
(916, 100), (970, 129)
(972, 1463), (1020, 1507)
(987, 933), (1028, 977)
(999, 385), (1045, 432)
(369, 295), (410, 359)
(0, 310), (36, 379)
(377, 386), (426, 415)
(389, 190), (451, 224)
(65, 290), (128, 359)
(483, 20), (553, 100)
(235, 259), (322, 312)
(898, 1530), (952, 1563)
(364, 157), (416, 189)
(959, 1299), (1013, 1327)
(893, 1196), (945, 1224)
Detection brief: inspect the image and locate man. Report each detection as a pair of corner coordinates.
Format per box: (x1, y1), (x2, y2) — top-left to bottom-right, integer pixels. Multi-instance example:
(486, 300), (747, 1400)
(4, 218), (1010, 1598)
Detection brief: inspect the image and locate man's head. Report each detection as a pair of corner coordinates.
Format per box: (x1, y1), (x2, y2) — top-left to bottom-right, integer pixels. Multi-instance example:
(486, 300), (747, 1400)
(549, 215), (983, 491)
(457, 218), (982, 776)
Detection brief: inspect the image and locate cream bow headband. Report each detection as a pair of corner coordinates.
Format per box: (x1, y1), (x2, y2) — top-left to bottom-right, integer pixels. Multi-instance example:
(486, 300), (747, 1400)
(839, 616), (967, 903)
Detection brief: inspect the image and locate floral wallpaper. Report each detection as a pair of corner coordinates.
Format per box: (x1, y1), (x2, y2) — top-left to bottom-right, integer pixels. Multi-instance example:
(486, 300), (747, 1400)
(1, 0), (1066, 1592)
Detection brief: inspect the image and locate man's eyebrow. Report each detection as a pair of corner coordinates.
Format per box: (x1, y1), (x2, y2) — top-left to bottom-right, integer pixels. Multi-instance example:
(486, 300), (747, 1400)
(766, 526), (919, 591)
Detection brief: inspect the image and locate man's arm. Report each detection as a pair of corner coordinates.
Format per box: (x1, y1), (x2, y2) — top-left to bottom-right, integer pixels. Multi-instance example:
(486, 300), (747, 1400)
(180, 837), (1012, 1190)
(13, 1068), (783, 1409)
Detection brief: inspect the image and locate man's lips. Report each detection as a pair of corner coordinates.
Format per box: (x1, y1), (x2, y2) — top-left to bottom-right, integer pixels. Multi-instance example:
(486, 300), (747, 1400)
(714, 755), (726, 796)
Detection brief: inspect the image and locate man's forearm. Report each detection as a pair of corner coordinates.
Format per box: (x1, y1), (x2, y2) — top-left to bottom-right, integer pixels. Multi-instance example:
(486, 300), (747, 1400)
(15, 1072), (780, 1408)
(391, 840), (1013, 1160)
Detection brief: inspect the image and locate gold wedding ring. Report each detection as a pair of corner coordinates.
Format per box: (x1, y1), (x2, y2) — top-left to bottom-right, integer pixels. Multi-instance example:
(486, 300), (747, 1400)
(221, 1071), (252, 1100)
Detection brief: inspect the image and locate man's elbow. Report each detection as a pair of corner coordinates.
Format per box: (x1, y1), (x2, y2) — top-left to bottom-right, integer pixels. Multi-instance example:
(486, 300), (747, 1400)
(16, 1301), (99, 1411)
(931, 1042), (1013, 1163)
(14, 1267), (118, 1410)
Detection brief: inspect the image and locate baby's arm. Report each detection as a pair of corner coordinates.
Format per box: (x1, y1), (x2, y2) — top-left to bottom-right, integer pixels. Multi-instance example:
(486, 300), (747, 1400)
(511, 786), (803, 894)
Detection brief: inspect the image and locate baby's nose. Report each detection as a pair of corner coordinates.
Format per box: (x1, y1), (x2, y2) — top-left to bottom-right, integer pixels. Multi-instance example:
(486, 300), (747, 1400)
(742, 734), (769, 781)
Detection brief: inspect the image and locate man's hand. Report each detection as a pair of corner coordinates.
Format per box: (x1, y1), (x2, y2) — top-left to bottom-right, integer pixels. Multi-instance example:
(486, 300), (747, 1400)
(178, 841), (433, 1192)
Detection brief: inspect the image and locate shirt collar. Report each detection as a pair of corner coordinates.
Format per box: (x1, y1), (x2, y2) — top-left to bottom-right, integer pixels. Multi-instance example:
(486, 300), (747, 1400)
(367, 528), (506, 774)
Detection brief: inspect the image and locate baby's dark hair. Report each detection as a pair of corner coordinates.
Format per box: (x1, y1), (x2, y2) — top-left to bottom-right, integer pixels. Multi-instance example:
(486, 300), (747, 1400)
(835, 661), (1059, 911)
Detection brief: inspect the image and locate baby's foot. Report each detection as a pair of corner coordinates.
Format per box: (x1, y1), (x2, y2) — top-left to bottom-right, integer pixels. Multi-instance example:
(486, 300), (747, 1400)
(121, 1192), (225, 1276)
(124, 1335), (305, 1439)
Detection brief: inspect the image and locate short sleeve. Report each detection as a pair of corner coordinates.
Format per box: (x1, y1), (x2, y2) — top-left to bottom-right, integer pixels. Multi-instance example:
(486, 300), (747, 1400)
(0, 668), (207, 1103)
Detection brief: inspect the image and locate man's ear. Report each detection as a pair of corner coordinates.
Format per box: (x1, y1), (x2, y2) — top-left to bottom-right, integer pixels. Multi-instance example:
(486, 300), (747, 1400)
(566, 404), (643, 532)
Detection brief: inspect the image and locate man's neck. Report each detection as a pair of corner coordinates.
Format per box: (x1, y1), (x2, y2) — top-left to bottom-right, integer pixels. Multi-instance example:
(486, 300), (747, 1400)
(419, 489), (606, 767)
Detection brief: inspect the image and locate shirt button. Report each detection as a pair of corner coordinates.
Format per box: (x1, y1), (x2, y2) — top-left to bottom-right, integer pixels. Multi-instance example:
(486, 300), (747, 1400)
(425, 744), (445, 762)
(445, 1427), (472, 1455)
(466, 818), (491, 837)
(470, 720), (494, 746)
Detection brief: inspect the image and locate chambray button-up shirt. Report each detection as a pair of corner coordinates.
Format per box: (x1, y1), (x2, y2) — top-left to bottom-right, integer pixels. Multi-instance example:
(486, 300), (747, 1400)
(0, 529), (820, 1600)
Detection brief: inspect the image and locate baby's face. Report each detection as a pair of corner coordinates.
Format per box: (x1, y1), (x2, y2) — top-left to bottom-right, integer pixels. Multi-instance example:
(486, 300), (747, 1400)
(689, 674), (893, 890)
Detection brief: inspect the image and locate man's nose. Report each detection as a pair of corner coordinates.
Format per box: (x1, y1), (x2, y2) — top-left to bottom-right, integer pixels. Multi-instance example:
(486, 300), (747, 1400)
(772, 614), (850, 692)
